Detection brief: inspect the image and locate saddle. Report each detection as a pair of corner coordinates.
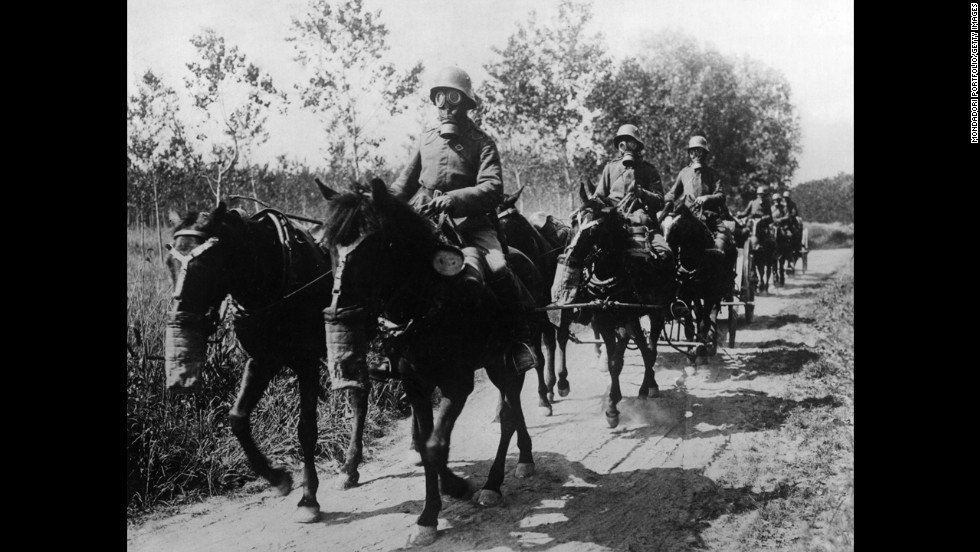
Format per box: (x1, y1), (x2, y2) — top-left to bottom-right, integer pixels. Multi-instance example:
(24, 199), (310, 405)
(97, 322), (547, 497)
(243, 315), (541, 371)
(528, 212), (571, 252)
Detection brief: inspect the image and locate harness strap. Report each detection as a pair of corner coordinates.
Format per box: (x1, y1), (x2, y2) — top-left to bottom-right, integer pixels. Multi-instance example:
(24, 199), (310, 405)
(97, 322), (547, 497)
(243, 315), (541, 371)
(169, 238), (220, 300)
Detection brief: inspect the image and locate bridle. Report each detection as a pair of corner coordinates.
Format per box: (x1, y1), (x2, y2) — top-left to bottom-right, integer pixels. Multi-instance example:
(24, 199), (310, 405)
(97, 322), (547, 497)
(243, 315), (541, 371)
(167, 210), (329, 318)
(167, 230), (220, 302)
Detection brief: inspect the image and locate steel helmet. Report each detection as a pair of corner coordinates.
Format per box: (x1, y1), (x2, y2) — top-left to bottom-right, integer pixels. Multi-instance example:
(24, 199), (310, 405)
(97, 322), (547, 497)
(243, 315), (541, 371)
(429, 66), (476, 110)
(687, 135), (710, 153)
(756, 186), (768, 195)
(614, 124), (645, 150)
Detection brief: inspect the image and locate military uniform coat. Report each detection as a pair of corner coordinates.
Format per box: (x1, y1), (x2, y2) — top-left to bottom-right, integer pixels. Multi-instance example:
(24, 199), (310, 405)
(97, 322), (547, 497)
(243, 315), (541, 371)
(665, 164), (726, 213)
(390, 116), (503, 233)
(593, 155), (664, 214)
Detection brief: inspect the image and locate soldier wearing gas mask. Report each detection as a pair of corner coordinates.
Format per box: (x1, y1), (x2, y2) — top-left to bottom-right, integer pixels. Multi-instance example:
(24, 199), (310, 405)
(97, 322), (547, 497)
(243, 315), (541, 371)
(551, 124), (674, 307)
(390, 66), (537, 375)
(592, 124), (665, 228)
(663, 136), (737, 277)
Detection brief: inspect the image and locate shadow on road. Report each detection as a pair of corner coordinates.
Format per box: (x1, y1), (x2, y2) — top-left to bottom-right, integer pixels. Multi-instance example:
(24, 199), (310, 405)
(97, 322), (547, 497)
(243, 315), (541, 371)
(329, 451), (794, 551)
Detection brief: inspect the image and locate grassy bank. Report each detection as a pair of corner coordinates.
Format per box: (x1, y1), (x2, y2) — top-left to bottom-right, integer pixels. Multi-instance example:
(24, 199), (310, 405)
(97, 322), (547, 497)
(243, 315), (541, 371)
(705, 255), (854, 551)
(805, 222), (854, 250)
(126, 228), (407, 521)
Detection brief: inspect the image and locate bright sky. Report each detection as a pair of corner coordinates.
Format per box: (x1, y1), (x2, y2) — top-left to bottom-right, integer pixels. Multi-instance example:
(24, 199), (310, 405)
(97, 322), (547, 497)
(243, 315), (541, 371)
(127, 0), (854, 184)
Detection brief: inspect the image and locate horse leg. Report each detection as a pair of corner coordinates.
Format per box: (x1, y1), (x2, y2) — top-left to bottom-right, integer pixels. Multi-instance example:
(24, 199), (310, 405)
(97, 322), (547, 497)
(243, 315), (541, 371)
(403, 377), (442, 547)
(228, 359), (293, 496)
(292, 364), (322, 522)
(428, 381), (473, 504)
(533, 321), (552, 416)
(336, 384), (369, 490)
(555, 312), (571, 397)
(476, 361), (534, 506)
(634, 314), (662, 399)
(602, 321), (627, 428)
(541, 323), (558, 402)
(590, 322), (607, 373)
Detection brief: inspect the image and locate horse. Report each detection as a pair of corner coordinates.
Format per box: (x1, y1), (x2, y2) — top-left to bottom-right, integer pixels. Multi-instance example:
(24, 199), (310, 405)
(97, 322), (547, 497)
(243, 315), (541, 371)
(772, 222), (796, 287)
(564, 189), (677, 429)
(162, 204), (368, 524)
(663, 203), (732, 364)
(740, 216), (775, 294)
(495, 186), (575, 415)
(314, 178), (537, 546)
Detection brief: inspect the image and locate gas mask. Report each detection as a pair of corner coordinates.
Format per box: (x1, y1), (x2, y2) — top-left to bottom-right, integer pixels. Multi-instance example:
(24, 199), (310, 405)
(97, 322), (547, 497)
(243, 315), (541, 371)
(433, 88), (466, 138)
(618, 139), (640, 167)
(688, 148), (705, 169)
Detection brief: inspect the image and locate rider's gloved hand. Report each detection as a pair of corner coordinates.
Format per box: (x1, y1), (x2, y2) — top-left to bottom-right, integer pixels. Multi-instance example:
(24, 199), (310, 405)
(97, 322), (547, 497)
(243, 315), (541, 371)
(421, 194), (454, 216)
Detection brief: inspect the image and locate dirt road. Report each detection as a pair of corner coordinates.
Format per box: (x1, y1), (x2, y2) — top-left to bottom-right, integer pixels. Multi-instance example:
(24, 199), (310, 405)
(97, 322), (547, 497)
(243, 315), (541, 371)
(128, 248), (853, 552)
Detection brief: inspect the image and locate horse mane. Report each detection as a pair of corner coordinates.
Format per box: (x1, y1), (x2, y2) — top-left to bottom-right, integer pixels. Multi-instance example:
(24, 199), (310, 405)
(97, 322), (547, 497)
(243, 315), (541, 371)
(175, 210), (212, 232)
(320, 182), (441, 257)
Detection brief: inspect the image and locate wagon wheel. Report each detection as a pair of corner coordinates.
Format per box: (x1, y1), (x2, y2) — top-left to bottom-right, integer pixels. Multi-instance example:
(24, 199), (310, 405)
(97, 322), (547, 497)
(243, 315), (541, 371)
(801, 227), (809, 274)
(727, 304), (737, 347)
(740, 239), (755, 324)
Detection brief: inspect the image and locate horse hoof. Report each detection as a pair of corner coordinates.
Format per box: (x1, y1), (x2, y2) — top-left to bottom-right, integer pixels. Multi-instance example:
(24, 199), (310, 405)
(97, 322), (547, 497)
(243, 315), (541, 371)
(272, 468), (293, 496)
(537, 405), (553, 417)
(407, 524), (438, 547)
(293, 505), (321, 523)
(547, 392), (555, 402)
(334, 473), (359, 490)
(475, 489), (503, 507)
(606, 412), (620, 428)
(515, 462), (535, 478)
(558, 384), (570, 397)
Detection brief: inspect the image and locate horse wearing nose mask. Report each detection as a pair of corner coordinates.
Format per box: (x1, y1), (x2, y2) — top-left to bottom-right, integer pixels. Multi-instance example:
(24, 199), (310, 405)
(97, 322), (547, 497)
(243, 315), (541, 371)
(163, 203), (370, 524)
(315, 178), (539, 547)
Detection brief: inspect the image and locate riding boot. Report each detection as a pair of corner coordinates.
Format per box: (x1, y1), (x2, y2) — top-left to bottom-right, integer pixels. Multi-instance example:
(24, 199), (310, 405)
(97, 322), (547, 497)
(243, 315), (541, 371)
(454, 247), (486, 309)
(488, 267), (538, 375)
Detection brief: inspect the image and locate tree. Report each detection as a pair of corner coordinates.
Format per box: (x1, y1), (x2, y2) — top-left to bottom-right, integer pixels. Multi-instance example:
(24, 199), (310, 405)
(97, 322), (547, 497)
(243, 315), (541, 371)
(127, 69), (191, 259)
(184, 28), (285, 205)
(481, 0), (611, 213)
(288, 0), (424, 181)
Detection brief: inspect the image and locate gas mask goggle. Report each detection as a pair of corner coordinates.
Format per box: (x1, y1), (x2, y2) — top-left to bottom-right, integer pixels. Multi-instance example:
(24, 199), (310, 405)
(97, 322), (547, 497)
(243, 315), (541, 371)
(617, 139), (641, 167)
(433, 88), (466, 138)
(688, 147), (706, 168)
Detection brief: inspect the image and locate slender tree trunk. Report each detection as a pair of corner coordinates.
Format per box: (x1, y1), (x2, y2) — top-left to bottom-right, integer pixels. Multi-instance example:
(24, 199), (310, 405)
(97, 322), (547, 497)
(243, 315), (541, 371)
(139, 206), (145, 260)
(152, 175), (164, 263)
(513, 169), (523, 211)
(250, 170), (258, 213)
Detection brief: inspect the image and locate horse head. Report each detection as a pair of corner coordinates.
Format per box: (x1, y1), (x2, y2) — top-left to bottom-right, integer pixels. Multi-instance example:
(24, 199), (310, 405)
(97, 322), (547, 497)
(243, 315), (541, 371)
(163, 203), (251, 392)
(565, 195), (631, 280)
(314, 177), (469, 389)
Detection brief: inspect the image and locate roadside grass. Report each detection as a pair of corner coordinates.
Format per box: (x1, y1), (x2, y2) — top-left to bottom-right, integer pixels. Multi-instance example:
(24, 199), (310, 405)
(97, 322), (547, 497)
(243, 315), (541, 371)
(126, 228), (408, 522)
(805, 222), (854, 250)
(706, 256), (854, 551)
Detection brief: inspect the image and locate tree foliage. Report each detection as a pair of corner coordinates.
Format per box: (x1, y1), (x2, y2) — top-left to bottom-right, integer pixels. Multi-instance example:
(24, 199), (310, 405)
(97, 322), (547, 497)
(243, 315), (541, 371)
(480, 0), (611, 211)
(792, 172), (853, 223)
(288, 0), (423, 181)
(588, 30), (801, 208)
(183, 28), (285, 204)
